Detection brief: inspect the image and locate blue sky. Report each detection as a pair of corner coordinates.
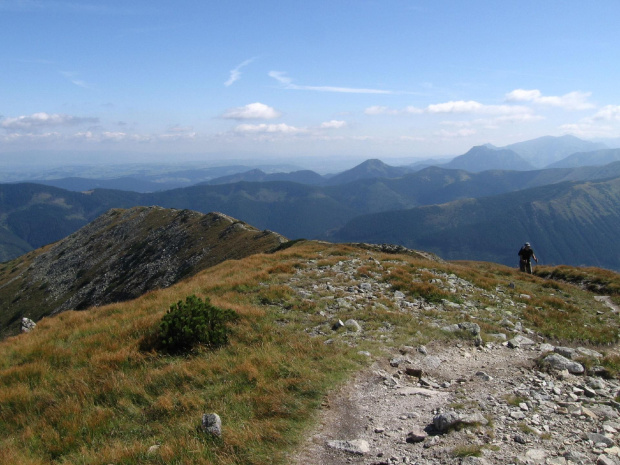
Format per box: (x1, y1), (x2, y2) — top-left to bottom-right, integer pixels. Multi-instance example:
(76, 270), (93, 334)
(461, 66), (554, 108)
(2, 0), (620, 165)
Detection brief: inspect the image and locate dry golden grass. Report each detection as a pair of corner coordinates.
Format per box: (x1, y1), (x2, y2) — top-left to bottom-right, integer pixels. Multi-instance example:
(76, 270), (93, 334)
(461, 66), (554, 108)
(1, 240), (620, 463)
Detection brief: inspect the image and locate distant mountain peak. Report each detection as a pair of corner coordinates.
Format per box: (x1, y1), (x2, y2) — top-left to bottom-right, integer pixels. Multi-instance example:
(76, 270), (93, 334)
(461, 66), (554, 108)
(443, 146), (535, 172)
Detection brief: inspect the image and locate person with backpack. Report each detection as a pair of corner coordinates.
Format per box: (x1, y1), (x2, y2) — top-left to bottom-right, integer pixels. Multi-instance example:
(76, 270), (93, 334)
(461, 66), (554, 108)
(518, 242), (538, 274)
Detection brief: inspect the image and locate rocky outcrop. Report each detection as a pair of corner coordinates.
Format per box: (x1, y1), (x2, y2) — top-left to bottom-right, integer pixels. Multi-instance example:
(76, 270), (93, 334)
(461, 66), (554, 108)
(0, 206), (286, 337)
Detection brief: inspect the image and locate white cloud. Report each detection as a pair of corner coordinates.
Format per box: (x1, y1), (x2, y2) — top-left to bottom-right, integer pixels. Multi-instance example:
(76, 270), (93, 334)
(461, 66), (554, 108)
(559, 123), (618, 139)
(224, 57), (257, 87)
(222, 102), (281, 120)
(234, 123), (306, 134)
(591, 105), (620, 121)
(320, 120), (347, 129)
(0, 131), (61, 142)
(434, 128), (477, 138)
(269, 71), (394, 94)
(426, 100), (529, 115)
(1, 112), (99, 130)
(364, 105), (423, 115)
(505, 89), (594, 110)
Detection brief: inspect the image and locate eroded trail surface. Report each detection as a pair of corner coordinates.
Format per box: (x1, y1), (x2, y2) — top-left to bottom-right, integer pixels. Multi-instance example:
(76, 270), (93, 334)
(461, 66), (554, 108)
(293, 343), (620, 465)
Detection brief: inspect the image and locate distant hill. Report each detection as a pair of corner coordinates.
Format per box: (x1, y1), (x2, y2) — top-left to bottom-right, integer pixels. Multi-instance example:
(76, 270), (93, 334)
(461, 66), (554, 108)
(4, 163), (305, 192)
(30, 176), (169, 193)
(0, 206), (286, 338)
(547, 148), (620, 168)
(442, 146), (535, 172)
(0, 183), (140, 261)
(504, 135), (607, 168)
(206, 169), (325, 185)
(324, 159), (412, 185)
(332, 176), (620, 270)
(4, 162), (620, 262)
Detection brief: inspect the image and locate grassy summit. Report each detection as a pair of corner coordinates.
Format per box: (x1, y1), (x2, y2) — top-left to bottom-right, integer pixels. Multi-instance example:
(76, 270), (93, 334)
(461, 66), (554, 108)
(0, 241), (619, 464)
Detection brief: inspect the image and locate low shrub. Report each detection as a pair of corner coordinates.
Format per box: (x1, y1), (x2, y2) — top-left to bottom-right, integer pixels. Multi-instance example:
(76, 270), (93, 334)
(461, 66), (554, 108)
(153, 295), (238, 354)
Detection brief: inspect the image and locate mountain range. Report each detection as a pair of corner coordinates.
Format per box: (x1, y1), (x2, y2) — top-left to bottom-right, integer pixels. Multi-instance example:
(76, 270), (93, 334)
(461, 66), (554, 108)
(333, 175), (620, 270)
(2, 134), (620, 272)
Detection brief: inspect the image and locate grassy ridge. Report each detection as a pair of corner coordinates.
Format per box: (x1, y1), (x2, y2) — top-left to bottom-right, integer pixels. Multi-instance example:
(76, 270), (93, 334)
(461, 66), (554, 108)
(1, 241), (620, 463)
(0, 248), (361, 464)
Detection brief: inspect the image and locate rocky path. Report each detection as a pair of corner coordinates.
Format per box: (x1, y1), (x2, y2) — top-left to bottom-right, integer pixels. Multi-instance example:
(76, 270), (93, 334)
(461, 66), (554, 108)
(292, 342), (620, 465)
(270, 248), (620, 465)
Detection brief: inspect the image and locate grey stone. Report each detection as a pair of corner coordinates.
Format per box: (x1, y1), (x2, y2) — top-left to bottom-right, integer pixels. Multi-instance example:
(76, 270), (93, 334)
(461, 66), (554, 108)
(555, 346), (578, 359)
(507, 334), (535, 348)
(461, 412), (488, 425)
(564, 450), (589, 464)
(597, 455), (620, 465)
(539, 343), (555, 353)
(21, 317), (36, 333)
(543, 353), (585, 374)
(326, 439), (370, 455)
(588, 432), (615, 447)
(432, 411), (461, 432)
(201, 413), (222, 437)
(525, 448), (547, 462)
(344, 319), (362, 332)
(458, 322), (481, 336)
(406, 427), (428, 443)
(577, 347), (603, 359)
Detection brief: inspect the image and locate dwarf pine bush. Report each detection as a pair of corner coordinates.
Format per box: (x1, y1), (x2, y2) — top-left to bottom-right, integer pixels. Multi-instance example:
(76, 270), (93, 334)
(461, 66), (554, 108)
(157, 295), (238, 354)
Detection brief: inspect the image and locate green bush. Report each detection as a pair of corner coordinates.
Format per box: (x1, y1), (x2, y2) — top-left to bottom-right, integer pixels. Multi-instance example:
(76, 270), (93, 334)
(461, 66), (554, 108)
(157, 295), (238, 354)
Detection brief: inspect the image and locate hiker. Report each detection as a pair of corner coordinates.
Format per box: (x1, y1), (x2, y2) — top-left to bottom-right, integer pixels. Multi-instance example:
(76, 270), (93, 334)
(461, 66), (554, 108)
(518, 242), (538, 274)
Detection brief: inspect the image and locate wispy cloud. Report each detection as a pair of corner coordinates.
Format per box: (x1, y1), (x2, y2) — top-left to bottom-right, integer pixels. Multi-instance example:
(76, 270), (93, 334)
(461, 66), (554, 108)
(222, 102), (281, 120)
(269, 71), (394, 95)
(225, 57), (257, 87)
(365, 100), (530, 116)
(1, 112), (98, 130)
(505, 89), (594, 110)
(60, 71), (91, 89)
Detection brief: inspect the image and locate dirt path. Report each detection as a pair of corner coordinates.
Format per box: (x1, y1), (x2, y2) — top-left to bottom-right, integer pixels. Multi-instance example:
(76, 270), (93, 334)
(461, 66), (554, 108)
(292, 342), (620, 465)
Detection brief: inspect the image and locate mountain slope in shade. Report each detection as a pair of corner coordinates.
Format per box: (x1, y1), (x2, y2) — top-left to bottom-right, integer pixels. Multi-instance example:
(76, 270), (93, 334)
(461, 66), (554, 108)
(442, 146), (535, 172)
(547, 148), (620, 168)
(504, 135), (607, 168)
(0, 206), (286, 338)
(333, 176), (620, 271)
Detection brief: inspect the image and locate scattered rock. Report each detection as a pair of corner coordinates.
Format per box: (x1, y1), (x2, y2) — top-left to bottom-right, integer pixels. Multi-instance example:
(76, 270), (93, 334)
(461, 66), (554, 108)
(405, 427), (428, 443)
(507, 334), (535, 348)
(542, 353), (585, 374)
(344, 319), (362, 332)
(433, 411), (461, 432)
(201, 413), (222, 437)
(325, 439), (370, 455)
(21, 317), (36, 333)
